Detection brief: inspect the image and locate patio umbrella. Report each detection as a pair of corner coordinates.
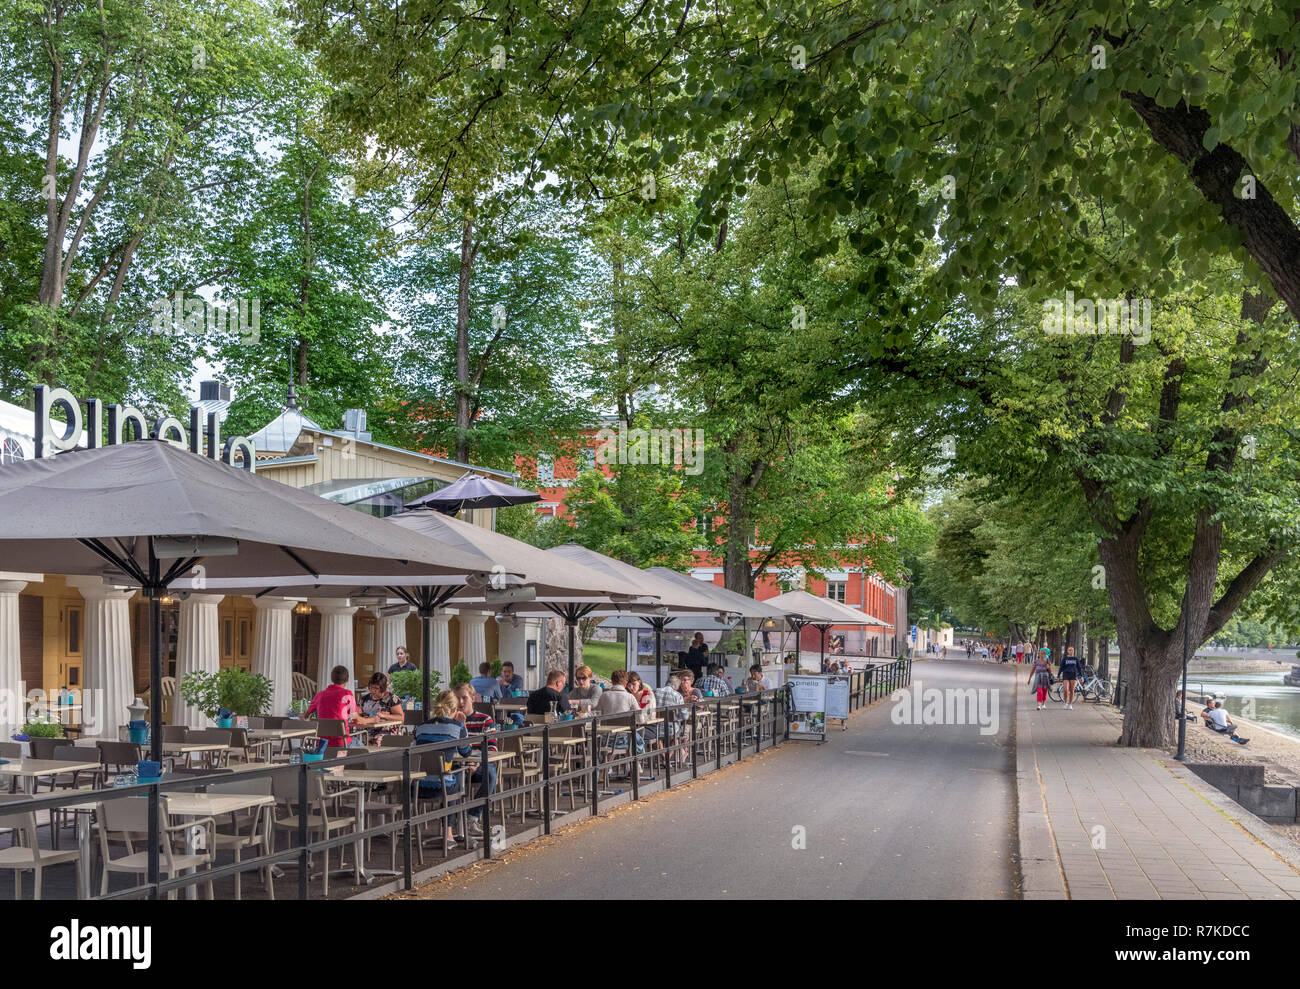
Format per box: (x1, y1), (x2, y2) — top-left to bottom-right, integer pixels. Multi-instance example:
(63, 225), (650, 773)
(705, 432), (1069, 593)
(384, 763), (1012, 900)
(765, 589), (889, 673)
(403, 473), (541, 514)
(645, 568), (790, 674)
(0, 439), (512, 893)
(210, 509), (655, 713)
(541, 546), (725, 687)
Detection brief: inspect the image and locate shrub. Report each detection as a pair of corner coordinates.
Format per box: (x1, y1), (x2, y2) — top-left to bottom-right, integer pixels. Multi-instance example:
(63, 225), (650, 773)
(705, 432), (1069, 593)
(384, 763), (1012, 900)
(180, 668), (273, 719)
(21, 720), (62, 738)
(450, 662), (471, 688)
(490, 658), (502, 678)
(389, 669), (442, 700)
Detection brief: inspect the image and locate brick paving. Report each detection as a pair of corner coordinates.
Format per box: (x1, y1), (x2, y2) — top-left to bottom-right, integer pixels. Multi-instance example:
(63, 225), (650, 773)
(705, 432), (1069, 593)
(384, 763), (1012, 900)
(1017, 674), (1300, 899)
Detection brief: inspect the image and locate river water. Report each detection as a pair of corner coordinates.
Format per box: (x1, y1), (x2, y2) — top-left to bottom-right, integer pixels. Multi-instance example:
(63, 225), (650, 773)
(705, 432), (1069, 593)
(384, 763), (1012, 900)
(1190, 671), (1300, 739)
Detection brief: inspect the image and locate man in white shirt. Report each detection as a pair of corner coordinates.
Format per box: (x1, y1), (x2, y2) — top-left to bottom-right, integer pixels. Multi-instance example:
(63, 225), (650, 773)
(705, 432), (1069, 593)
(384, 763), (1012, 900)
(1203, 701), (1249, 744)
(594, 669), (640, 716)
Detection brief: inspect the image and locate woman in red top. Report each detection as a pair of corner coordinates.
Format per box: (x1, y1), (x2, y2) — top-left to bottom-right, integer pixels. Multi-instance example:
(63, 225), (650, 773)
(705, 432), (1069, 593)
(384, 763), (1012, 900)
(306, 665), (358, 747)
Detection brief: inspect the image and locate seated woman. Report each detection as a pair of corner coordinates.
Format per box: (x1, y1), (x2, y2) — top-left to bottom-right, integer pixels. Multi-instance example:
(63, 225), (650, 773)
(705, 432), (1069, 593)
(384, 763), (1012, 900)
(356, 672), (405, 736)
(306, 665), (358, 748)
(414, 691), (474, 846)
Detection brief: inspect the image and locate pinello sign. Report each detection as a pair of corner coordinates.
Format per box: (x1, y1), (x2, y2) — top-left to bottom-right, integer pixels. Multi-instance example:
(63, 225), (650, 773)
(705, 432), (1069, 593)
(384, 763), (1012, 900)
(33, 385), (256, 472)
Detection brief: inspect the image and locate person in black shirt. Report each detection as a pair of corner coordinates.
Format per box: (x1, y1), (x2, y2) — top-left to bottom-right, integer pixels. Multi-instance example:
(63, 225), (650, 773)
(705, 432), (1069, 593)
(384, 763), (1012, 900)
(388, 645), (418, 674)
(527, 669), (570, 715)
(685, 633), (709, 678)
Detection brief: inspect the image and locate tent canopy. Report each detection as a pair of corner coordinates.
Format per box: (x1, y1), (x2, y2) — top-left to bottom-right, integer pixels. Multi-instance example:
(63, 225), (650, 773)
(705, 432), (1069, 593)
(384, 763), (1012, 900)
(645, 568), (790, 621)
(764, 589), (889, 627)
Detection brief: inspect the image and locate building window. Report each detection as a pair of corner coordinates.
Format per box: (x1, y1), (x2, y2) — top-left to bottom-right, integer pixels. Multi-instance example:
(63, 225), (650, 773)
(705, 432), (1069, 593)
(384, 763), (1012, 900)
(536, 454), (554, 484)
(0, 437), (23, 464)
(827, 581), (847, 604)
(579, 448), (595, 474)
(694, 514), (713, 542)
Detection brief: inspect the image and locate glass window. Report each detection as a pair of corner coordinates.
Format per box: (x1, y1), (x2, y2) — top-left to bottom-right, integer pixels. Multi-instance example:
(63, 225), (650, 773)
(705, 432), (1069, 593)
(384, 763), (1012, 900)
(66, 606), (81, 655)
(536, 454), (554, 484)
(827, 581), (847, 603)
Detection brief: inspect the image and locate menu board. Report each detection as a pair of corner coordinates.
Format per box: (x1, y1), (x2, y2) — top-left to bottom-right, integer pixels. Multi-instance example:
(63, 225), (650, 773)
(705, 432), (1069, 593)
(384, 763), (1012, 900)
(825, 675), (851, 722)
(787, 674), (827, 740)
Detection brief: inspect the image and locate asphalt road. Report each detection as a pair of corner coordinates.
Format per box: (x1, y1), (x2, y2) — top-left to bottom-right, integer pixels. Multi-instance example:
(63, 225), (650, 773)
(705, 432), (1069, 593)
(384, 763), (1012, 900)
(398, 659), (1018, 900)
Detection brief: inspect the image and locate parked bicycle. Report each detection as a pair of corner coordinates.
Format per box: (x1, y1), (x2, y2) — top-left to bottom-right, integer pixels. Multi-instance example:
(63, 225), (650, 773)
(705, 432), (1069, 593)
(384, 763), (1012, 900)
(1049, 666), (1112, 703)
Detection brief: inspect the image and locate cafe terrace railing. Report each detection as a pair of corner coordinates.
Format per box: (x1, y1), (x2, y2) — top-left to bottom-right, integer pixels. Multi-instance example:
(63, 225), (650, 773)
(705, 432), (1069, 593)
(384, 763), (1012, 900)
(2, 657), (912, 900)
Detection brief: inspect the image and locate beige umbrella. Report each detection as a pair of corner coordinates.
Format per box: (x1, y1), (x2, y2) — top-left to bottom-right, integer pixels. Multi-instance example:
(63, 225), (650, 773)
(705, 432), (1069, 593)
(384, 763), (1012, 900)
(765, 589), (889, 672)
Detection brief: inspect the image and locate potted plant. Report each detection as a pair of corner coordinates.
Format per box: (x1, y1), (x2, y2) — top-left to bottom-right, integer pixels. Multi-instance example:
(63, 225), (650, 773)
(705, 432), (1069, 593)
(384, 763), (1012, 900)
(389, 669), (441, 706)
(450, 662), (471, 688)
(21, 719), (62, 738)
(180, 668), (273, 726)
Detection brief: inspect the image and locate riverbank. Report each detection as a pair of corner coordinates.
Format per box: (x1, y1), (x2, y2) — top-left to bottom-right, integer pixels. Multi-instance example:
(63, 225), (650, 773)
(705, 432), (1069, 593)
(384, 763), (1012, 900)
(1175, 708), (1300, 844)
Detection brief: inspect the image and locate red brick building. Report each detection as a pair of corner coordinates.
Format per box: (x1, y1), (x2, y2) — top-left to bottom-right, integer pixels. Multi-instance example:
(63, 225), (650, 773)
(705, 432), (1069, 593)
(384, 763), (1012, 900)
(518, 422), (907, 658)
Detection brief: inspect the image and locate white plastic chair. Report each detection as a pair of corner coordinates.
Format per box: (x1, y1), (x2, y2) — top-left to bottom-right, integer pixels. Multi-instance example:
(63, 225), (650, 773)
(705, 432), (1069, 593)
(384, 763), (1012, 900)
(0, 795), (84, 899)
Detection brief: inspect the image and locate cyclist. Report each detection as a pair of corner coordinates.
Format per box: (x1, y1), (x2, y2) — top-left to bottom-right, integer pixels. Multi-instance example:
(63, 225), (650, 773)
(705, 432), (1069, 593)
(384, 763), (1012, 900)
(1059, 646), (1082, 709)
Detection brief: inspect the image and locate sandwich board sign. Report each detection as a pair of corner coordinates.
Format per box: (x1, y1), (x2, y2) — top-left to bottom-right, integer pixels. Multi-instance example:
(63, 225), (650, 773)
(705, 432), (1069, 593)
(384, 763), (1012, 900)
(825, 674), (851, 730)
(788, 674), (828, 742)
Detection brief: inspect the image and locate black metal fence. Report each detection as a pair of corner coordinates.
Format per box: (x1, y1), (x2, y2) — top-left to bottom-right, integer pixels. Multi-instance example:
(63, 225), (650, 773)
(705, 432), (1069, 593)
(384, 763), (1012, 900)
(0, 658), (912, 901)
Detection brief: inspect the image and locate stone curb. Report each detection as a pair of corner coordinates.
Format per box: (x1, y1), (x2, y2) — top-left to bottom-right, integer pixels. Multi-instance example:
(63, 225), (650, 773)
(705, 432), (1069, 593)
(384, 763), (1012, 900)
(1155, 755), (1300, 875)
(1014, 673), (1068, 899)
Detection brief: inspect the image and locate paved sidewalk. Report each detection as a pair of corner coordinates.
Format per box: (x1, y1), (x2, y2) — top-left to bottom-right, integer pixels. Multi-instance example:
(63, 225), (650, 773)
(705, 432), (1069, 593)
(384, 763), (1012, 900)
(1017, 676), (1300, 899)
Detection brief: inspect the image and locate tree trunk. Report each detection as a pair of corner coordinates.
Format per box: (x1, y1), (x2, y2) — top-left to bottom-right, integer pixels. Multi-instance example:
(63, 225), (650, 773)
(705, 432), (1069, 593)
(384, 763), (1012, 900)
(455, 216), (475, 464)
(1098, 637), (1110, 680)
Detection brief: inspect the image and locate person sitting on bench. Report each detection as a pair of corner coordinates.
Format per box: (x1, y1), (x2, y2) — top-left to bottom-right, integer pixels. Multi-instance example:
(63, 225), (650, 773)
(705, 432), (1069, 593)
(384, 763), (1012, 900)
(1203, 700), (1249, 745)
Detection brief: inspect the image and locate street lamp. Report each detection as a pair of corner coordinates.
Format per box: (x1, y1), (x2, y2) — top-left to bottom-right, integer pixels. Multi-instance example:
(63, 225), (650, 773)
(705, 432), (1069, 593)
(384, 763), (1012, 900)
(1176, 614), (1189, 761)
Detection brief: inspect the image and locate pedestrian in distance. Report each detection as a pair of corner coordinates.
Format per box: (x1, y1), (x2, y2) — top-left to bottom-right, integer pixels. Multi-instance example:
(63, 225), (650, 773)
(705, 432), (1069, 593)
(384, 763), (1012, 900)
(1058, 646), (1082, 708)
(1029, 650), (1052, 710)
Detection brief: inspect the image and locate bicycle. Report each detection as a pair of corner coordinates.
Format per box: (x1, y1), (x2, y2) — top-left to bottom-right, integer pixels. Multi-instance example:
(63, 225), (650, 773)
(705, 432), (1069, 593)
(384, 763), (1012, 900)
(1048, 666), (1112, 703)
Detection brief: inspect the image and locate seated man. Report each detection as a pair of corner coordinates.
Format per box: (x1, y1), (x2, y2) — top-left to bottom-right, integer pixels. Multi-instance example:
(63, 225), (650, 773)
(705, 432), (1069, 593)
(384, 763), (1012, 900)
(497, 661), (524, 696)
(697, 665), (733, 697)
(526, 668), (570, 715)
(469, 662), (504, 702)
(1204, 700), (1249, 745)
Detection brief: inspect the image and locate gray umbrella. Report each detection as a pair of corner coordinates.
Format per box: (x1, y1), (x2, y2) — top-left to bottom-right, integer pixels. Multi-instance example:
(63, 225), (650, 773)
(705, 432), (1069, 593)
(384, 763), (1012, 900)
(0, 439), (511, 892)
(203, 508), (657, 712)
(403, 473), (541, 514)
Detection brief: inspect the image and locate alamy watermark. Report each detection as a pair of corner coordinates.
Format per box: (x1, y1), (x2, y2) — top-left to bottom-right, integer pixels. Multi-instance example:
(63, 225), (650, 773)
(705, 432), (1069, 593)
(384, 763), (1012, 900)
(890, 678), (1000, 736)
(1042, 292), (1151, 344)
(594, 424), (705, 476)
(148, 291), (260, 343)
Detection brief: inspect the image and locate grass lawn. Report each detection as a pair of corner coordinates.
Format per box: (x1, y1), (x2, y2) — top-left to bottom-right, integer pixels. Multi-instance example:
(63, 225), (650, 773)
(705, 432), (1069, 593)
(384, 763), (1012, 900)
(581, 639), (627, 680)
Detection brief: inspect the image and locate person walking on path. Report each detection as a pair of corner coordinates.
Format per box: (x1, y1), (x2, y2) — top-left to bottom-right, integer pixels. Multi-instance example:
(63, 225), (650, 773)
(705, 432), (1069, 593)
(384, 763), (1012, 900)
(1029, 650), (1052, 709)
(1058, 646), (1082, 708)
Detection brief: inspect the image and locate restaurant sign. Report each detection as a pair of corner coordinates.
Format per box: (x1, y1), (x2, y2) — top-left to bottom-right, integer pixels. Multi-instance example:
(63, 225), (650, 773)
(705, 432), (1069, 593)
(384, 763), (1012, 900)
(33, 385), (255, 472)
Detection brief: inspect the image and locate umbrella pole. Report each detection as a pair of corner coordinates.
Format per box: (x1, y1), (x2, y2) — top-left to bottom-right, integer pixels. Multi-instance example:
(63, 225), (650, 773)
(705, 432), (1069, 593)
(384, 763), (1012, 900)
(146, 547), (162, 900)
(820, 626), (827, 674)
(794, 621), (801, 674)
(655, 624), (663, 688)
(419, 606), (435, 717)
(567, 617), (577, 686)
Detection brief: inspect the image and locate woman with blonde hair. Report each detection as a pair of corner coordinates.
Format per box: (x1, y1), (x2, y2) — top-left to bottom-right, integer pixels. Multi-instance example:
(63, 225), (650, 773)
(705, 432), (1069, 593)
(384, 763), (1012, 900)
(414, 690), (474, 845)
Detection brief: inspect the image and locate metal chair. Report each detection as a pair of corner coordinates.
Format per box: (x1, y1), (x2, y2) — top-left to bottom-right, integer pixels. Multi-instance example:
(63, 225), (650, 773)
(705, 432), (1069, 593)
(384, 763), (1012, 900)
(270, 770), (360, 898)
(96, 795), (214, 899)
(206, 777), (275, 900)
(0, 795), (84, 899)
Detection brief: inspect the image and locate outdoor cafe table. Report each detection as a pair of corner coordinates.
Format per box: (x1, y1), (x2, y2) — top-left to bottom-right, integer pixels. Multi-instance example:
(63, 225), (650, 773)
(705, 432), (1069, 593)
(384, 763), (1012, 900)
(0, 757), (103, 794)
(315, 766), (426, 883)
(69, 790), (276, 899)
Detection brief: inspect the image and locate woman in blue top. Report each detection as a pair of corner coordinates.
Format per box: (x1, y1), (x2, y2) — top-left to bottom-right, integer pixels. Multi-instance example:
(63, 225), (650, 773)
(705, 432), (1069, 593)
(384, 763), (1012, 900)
(413, 691), (472, 847)
(1058, 646), (1082, 709)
